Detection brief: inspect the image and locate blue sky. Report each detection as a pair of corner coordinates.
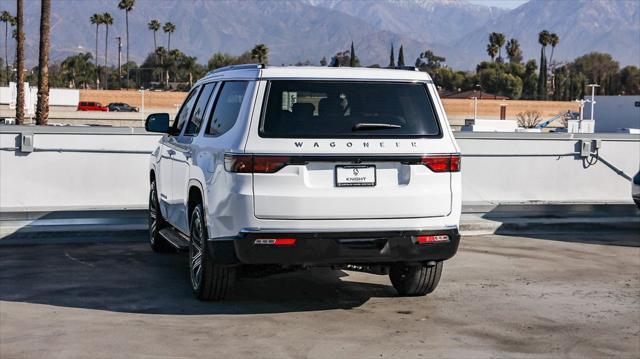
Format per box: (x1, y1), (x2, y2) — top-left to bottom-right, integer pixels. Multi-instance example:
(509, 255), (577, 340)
(468, 0), (528, 9)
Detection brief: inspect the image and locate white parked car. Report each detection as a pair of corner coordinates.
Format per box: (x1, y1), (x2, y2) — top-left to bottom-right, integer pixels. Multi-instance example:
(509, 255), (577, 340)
(146, 64), (462, 300)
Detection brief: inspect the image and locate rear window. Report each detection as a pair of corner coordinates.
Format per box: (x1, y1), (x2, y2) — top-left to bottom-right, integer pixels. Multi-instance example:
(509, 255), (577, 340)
(260, 81), (441, 138)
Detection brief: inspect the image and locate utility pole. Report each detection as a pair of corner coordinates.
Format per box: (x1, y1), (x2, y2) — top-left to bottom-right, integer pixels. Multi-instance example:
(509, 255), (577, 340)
(116, 36), (122, 89)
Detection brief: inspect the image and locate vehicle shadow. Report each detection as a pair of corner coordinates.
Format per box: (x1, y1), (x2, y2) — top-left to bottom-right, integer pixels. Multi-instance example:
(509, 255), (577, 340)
(477, 204), (640, 247)
(0, 237), (397, 315)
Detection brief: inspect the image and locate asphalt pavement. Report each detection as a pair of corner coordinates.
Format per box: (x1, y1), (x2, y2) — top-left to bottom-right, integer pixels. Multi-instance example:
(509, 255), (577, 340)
(1, 229), (638, 358)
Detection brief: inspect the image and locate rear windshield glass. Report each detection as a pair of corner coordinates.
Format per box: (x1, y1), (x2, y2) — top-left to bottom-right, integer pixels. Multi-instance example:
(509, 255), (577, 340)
(260, 81), (440, 138)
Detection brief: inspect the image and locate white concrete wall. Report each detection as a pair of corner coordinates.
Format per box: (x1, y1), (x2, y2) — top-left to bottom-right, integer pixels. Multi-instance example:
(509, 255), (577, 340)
(583, 96), (640, 132)
(1, 127), (639, 212)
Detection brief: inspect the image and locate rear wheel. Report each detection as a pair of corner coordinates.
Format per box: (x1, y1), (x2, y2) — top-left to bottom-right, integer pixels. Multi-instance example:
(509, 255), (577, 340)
(389, 262), (443, 296)
(189, 204), (236, 301)
(149, 179), (171, 252)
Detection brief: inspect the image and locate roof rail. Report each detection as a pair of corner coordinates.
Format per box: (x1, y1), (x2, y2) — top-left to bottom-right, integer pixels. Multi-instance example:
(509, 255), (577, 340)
(387, 66), (419, 71)
(205, 63), (265, 77)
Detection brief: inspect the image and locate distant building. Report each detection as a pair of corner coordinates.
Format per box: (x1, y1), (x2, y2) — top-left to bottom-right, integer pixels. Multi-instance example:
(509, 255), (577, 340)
(440, 89), (509, 100)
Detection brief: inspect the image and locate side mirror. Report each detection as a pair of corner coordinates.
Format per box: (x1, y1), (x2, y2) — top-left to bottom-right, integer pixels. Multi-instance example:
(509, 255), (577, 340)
(145, 113), (170, 133)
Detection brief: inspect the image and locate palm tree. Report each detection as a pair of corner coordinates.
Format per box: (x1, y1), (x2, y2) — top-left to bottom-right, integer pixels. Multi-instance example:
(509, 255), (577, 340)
(102, 13), (113, 89)
(505, 38), (522, 64)
(548, 32), (559, 64)
(90, 13), (102, 89)
(397, 44), (405, 67)
(35, 0), (50, 125)
(147, 19), (161, 54)
(389, 43), (395, 67)
(494, 32), (505, 61)
(15, 0), (25, 124)
(537, 30), (551, 99)
(1, 11), (15, 85)
(250, 44), (268, 64)
(486, 43), (498, 62)
(118, 0), (135, 86)
(163, 22), (176, 52)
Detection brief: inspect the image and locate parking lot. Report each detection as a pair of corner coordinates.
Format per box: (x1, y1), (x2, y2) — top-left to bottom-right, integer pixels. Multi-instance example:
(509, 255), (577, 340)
(1, 230), (638, 358)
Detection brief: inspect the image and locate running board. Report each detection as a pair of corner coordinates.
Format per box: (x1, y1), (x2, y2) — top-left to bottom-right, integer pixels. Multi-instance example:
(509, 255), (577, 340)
(159, 227), (190, 251)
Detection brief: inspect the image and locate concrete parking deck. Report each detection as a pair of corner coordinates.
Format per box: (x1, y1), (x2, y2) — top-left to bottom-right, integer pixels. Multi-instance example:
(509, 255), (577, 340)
(0, 228), (638, 358)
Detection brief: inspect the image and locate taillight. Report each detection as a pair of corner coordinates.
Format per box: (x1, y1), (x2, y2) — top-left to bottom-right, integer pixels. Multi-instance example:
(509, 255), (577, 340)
(224, 154), (291, 173)
(421, 154), (461, 172)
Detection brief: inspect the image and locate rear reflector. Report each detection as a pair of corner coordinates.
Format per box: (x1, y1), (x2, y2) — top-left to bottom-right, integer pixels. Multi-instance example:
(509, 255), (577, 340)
(415, 235), (449, 244)
(421, 154), (461, 172)
(254, 238), (297, 246)
(225, 154), (291, 173)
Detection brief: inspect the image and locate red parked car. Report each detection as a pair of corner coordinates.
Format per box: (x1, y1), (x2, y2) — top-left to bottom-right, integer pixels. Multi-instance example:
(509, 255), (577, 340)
(77, 101), (109, 111)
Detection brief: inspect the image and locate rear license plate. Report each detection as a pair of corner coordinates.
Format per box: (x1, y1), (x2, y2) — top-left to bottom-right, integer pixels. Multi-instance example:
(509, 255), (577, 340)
(335, 165), (376, 187)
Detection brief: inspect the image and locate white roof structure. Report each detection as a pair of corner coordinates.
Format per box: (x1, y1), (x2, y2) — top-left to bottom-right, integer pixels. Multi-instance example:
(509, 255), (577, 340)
(197, 64), (433, 84)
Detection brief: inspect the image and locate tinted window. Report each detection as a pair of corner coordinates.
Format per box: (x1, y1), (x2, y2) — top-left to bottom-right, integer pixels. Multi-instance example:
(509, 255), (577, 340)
(172, 87), (200, 133)
(185, 82), (216, 136)
(260, 81), (441, 138)
(206, 81), (249, 136)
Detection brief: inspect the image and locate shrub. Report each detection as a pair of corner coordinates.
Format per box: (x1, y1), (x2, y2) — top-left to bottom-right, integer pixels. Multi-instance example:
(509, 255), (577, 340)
(516, 110), (542, 128)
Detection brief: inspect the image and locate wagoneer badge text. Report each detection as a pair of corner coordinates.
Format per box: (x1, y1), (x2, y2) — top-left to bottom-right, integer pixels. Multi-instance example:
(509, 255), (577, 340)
(294, 141), (419, 149)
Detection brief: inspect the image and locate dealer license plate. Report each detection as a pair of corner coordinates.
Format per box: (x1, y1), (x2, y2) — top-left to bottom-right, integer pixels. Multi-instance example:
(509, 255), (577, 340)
(335, 165), (376, 187)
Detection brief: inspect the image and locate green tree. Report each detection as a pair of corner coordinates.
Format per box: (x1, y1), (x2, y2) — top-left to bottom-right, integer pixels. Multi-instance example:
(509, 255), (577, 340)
(349, 41), (356, 67)
(102, 13), (113, 88)
(505, 38), (522, 64)
(521, 59), (538, 99)
(147, 19), (161, 54)
(397, 44), (405, 67)
(250, 43), (268, 64)
(537, 30), (551, 99)
(35, 0), (50, 125)
(1, 11), (15, 85)
(15, 0), (25, 124)
(90, 13), (102, 88)
(619, 65), (640, 95)
(207, 52), (236, 70)
(60, 52), (95, 88)
(415, 50), (445, 74)
(492, 32), (506, 61)
(389, 43), (395, 67)
(118, 0), (135, 86)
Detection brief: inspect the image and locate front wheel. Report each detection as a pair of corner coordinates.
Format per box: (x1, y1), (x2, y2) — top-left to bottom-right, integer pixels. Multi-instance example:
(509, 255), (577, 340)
(189, 204), (236, 301)
(389, 262), (443, 296)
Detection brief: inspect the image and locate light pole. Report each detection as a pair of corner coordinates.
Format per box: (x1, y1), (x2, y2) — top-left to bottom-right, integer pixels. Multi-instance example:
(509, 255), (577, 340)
(116, 36), (122, 88)
(586, 84), (600, 121)
(139, 87), (145, 121)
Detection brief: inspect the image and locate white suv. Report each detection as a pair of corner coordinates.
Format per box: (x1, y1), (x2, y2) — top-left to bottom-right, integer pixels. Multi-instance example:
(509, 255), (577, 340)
(146, 64), (461, 300)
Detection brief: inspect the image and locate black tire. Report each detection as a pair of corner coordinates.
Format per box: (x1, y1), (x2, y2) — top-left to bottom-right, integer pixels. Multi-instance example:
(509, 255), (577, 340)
(189, 204), (236, 301)
(149, 179), (171, 252)
(634, 199), (640, 210)
(389, 262), (443, 296)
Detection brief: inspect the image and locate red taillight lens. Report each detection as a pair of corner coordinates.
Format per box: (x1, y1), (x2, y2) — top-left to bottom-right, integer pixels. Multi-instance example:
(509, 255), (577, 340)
(224, 154), (291, 173)
(415, 235), (449, 244)
(253, 156), (290, 173)
(421, 154), (461, 172)
(224, 154), (253, 173)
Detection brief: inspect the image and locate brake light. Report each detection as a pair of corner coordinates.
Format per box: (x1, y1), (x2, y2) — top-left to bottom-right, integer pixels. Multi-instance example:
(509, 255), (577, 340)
(224, 154), (291, 173)
(415, 235), (449, 244)
(254, 238), (297, 246)
(421, 154), (461, 172)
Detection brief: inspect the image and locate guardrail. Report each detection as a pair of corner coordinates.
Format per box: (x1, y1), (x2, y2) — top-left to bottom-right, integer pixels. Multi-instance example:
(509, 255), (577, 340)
(1, 126), (638, 212)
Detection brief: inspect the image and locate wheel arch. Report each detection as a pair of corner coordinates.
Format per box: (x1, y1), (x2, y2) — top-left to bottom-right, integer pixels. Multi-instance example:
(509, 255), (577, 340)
(187, 179), (207, 228)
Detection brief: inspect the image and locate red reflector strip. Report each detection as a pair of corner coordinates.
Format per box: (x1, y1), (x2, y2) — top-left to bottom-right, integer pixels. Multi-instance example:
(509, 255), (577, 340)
(415, 235), (449, 244)
(253, 238), (297, 246)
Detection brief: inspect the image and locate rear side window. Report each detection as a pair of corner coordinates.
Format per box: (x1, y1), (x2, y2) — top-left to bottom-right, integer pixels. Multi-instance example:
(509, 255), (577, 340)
(184, 82), (216, 136)
(172, 86), (200, 133)
(260, 81), (441, 138)
(206, 81), (249, 136)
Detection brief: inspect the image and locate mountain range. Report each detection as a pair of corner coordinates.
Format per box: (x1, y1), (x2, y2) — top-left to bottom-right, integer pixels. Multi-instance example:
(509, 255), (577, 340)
(5, 0), (640, 70)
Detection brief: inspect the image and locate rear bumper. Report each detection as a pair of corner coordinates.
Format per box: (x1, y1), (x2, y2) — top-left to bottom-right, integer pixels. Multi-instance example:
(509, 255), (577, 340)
(208, 228), (460, 266)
